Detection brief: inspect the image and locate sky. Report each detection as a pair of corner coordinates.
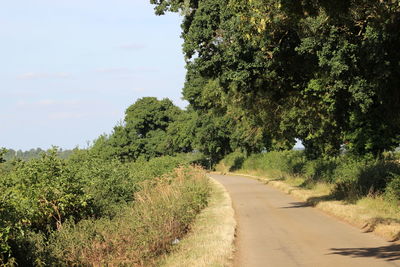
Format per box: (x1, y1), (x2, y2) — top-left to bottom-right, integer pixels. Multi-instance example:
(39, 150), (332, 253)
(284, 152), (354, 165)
(0, 0), (186, 150)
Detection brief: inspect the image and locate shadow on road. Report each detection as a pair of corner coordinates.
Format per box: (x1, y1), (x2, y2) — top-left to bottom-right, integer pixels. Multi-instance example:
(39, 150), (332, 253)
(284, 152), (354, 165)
(280, 195), (336, 209)
(280, 201), (312, 208)
(329, 244), (400, 261)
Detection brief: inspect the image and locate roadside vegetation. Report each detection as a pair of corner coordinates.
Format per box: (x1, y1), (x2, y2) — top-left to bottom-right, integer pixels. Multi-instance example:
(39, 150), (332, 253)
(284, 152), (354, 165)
(0, 148), (209, 266)
(159, 178), (235, 267)
(0, 96), (212, 266)
(217, 150), (400, 240)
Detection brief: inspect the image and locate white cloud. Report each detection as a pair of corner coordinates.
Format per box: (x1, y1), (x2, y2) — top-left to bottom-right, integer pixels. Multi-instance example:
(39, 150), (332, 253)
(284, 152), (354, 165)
(16, 99), (81, 108)
(48, 112), (86, 120)
(17, 72), (72, 80)
(133, 67), (159, 73)
(118, 43), (146, 50)
(93, 66), (159, 76)
(95, 67), (130, 74)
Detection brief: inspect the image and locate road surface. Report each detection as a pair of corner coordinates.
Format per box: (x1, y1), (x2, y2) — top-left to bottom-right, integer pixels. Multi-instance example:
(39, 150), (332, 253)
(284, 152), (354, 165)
(211, 174), (400, 267)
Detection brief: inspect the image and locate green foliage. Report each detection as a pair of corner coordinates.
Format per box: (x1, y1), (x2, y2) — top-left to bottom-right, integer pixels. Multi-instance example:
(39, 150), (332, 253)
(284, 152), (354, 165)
(128, 154), (190, 183)
(152, 0), (400, 158)
(193, 114), (233, 166)
(303, 158), (339, 183)
(385, 174), (400, 204)
(68, 155), (134, 218)
(41, 167), (209, 266)
(1, 149), (91, 235)
(333, 158), (400, 200)
(220, 151), (246, 172)
(0, 145), (199, 265)
(241, 151), (306, 176)
(91, 97), (191, 162)
(165, 109), (197, 154)
(0, 148), (6, 163)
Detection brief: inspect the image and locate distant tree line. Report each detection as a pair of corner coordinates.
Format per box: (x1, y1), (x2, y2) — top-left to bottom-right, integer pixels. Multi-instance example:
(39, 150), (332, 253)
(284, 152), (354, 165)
(2, 148), (75, 161)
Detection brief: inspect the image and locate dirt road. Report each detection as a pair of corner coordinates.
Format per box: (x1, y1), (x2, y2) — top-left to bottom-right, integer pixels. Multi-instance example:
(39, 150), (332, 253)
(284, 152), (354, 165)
(211, 174), (400, 267)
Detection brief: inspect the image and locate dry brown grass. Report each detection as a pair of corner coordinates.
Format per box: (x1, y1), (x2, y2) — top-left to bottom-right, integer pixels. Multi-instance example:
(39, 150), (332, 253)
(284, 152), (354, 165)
(48, 166), (210, 266)
(159, 177), (236, 267)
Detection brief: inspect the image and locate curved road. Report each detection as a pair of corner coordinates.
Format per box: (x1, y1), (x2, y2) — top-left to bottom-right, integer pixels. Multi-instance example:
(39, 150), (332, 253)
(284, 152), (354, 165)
(211, 174), (400, 267)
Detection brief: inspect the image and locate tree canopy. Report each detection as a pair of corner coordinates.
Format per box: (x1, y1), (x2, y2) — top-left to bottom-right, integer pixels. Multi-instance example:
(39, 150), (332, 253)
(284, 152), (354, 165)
(151, 0), (400, 159)
(92, 97), (188, 161)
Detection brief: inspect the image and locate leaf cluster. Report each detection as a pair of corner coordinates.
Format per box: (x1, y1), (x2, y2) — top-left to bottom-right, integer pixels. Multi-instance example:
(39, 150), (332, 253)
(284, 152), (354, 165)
(151, 0), (400, 159)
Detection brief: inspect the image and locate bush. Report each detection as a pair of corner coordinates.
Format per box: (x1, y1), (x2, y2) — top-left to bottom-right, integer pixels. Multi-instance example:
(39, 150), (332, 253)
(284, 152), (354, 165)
(385, 174), (400, 204)
(68, 156), (135, 218)
(241, 150), (306, 175)
(217, 151), (246, 172)
(333, 158), (400, 200)
(303, 158), (339, 183)
(0, 149), (204, 265)
(128, 155), (187, 183)
(45, 167), (209, 266)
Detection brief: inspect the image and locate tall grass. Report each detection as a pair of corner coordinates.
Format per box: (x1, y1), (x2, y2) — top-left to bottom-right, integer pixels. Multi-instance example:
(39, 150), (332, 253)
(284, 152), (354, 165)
(0, 150), (209, 266)
(41, 167), (209, 266)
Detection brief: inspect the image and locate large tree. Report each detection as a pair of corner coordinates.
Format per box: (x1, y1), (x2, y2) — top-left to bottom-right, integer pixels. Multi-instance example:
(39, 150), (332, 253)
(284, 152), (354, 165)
(151, 0), (400, 158)
(93, 97), (184, 161)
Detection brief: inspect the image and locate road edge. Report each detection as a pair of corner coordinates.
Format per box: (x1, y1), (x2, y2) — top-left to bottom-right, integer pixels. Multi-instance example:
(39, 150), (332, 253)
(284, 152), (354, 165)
(159, 176), (236, 267)
(220, 172), (400, 242)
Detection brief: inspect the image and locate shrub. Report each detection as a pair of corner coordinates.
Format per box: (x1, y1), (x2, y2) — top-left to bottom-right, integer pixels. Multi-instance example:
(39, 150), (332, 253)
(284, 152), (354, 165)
(0, 149), (203, 265)
(128, 155), (186, 183)
(333, 158), (400, 200)
(217, 151), (246, 172)
(68, 156), (135, 218)
(303, 158), (339, 183)
(46, 167), (209, 266)
(241, 150), (306, 176)
(385, 174), (400, 204)
(219, 150), (400, 203)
